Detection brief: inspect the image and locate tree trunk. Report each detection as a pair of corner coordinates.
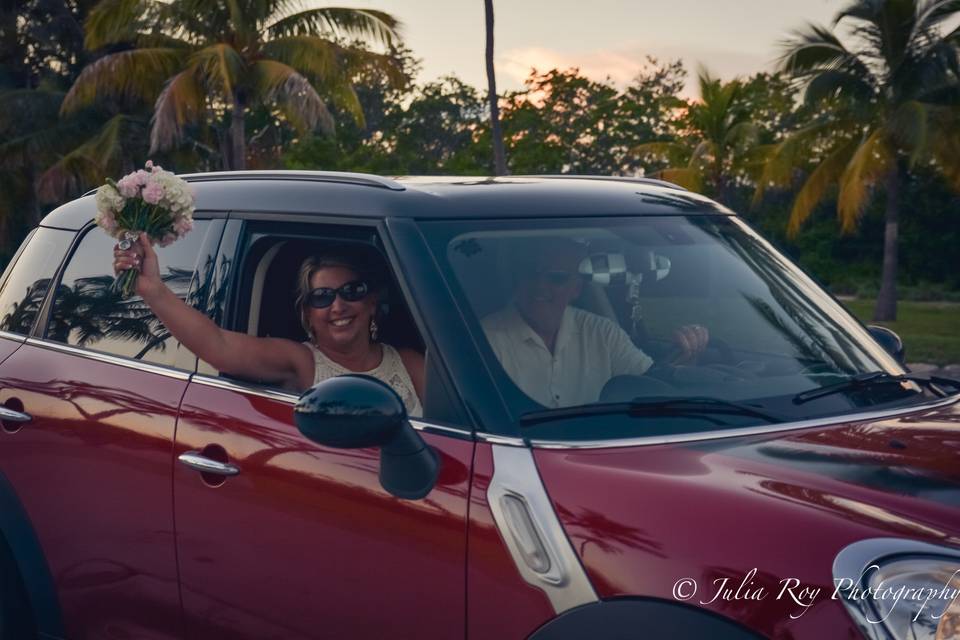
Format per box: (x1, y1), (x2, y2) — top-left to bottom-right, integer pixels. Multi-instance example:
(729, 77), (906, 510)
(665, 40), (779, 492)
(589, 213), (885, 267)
(873, 166), (900, 322)
(484, 0), (507, 176)
(228, 97), (246, 171)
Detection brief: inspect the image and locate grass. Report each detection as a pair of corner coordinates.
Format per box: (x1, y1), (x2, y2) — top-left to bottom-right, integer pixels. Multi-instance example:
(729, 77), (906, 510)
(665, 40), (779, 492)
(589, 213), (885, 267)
(842, 299), (960, 366)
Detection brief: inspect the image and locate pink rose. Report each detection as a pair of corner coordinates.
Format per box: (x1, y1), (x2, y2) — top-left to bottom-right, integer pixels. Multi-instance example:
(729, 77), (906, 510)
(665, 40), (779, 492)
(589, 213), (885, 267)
(134, 170), (150, 186)
(116, 175), (139, 198)
(142, 180), (164, 204)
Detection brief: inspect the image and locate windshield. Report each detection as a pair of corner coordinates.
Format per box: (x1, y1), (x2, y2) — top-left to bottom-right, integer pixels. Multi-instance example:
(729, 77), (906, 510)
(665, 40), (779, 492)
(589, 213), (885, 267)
(422, 215), (938, 441)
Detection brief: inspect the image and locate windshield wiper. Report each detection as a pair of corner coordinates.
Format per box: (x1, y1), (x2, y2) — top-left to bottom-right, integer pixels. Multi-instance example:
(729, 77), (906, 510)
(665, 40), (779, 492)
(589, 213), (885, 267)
(519, 396), (783, 427)
(792, 371), (960, 405)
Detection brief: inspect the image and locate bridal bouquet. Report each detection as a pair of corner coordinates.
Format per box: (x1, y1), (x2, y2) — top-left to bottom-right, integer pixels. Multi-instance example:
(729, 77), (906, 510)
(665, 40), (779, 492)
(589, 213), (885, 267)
(95, 161), (195, 298)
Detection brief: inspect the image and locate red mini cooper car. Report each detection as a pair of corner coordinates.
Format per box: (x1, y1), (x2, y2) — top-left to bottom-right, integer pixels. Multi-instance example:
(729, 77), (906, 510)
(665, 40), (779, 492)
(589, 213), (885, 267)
(0, 171), (957, 640)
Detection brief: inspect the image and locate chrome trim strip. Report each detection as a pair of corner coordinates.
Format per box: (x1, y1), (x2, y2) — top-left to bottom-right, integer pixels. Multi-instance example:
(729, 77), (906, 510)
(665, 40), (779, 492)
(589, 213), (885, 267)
(476, 433), (527, 447)
(24, 338), (191, 381)
(487, 445), (598, 614)
(0, 330), (26, 343)
(191, 374), (300, 402)
(408, 419), (472, 440)
(832, 537), (960, 640)
(528, 393), (960, 450)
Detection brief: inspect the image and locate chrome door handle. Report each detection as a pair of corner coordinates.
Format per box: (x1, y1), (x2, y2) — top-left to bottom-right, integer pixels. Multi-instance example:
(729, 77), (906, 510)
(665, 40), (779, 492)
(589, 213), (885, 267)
(178, 451), (240, 476)
(0, 406), (31, 423)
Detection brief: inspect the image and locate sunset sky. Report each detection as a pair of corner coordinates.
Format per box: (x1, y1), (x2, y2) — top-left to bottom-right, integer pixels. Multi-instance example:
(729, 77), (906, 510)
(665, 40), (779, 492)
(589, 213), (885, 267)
(332, 1), (840, 94)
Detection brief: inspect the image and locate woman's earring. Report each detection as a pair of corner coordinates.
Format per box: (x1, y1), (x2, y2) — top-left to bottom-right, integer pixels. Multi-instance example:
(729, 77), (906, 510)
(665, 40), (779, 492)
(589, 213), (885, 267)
(369, 318), (379, 341)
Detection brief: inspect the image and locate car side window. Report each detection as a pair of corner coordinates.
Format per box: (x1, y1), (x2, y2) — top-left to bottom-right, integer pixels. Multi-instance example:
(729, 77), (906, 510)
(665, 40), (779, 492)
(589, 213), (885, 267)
(44, 221), (211, 368)
(201, 222), (469, 427)
(0, 227), (75, 336)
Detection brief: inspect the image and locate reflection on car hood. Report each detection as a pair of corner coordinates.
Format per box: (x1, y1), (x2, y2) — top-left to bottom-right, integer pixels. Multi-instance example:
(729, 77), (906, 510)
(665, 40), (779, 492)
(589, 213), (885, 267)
(533, 399), (960, 637)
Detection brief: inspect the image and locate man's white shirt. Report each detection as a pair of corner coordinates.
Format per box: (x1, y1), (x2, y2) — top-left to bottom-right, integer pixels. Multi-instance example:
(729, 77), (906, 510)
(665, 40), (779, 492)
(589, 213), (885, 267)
(482, 303), (654, 408)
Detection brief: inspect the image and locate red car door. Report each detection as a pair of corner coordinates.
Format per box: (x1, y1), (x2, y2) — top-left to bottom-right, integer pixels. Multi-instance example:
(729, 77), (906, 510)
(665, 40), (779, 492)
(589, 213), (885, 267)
(0, 219), (220, 638)
(173, 217), (474, 639)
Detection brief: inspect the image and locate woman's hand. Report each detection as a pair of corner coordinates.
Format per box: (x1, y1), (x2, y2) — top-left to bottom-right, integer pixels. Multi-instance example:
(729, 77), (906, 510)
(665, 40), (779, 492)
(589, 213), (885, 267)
(670, 324), (709, 365)
(113, 232), (162, 298)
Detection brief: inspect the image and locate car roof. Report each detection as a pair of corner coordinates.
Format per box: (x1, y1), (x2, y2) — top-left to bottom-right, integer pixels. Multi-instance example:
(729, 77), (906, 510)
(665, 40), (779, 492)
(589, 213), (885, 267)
(41, 171), (734, 230)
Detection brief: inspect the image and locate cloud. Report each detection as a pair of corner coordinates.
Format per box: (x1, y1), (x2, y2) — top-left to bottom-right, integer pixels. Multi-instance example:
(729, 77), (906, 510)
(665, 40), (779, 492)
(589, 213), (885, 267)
(498, 42), (773, 97)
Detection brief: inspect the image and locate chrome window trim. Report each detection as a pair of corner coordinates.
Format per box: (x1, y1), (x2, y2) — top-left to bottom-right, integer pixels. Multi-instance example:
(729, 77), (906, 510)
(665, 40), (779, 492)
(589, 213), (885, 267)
(0, 330), (26, 343)
(527, 393), (960, 450)
(832, 537), (960, 640)
(408, 419), (473, 440)
(476, 432), (527, 447)
(191, 374), (301, 402)
(190, 375), (474, 439)
(24, 337), (191, 381)
(486, 444), (598, 614)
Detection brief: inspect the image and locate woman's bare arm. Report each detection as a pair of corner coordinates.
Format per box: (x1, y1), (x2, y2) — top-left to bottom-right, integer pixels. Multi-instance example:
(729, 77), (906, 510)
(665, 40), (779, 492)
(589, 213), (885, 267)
(115, 233), (312, 387)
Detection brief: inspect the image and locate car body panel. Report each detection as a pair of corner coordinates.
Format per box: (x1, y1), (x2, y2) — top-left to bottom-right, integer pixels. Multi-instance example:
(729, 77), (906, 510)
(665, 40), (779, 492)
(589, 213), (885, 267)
(0, 342), (185, 639)
(173, 379), (473, 639)
(533, 400), (960, 638)
(466, 443), (555, 639)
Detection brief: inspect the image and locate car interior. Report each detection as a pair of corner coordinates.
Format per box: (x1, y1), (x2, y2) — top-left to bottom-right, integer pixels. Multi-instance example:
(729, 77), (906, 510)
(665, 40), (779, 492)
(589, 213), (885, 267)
(226, 234), (468, 425)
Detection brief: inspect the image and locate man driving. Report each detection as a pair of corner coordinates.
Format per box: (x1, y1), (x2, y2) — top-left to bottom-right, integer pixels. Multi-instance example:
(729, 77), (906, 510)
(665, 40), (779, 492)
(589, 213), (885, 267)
(482, 237), (708, 408)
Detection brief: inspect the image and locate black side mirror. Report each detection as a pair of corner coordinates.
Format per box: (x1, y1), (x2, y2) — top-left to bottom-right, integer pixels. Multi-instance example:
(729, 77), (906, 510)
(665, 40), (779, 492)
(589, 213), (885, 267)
(294, 375), (440, 500)
(867, 325), (906, 365)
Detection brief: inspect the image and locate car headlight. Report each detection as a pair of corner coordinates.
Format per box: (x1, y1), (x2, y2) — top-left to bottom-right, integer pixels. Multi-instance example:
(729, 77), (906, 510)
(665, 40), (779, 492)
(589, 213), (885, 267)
(834, 539), (960, 640)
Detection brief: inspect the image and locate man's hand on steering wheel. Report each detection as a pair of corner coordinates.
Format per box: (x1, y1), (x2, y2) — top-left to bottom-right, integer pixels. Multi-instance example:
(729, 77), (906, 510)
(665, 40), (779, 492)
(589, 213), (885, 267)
(670, 324), (709, 365)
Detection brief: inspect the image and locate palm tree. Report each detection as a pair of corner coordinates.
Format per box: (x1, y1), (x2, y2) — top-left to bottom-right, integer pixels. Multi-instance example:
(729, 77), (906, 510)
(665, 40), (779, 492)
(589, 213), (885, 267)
(62, 0), (405, 170)
(484, 0), (507, 175)
(758, 0), (960, 321)
(636, 68), (758, 203)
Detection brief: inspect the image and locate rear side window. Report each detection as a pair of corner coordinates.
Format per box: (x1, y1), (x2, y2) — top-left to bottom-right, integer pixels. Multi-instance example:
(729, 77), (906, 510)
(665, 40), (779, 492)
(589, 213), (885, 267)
(45, 221), (212, 368)
(0, 227), (74, 336)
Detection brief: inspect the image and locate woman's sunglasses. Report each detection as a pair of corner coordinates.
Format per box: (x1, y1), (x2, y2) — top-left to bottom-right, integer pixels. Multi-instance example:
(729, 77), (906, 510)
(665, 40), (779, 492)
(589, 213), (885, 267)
(306, 280), (370, 309)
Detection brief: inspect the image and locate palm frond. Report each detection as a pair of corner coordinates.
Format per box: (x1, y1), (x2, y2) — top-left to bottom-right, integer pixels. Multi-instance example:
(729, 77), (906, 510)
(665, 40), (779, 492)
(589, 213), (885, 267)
(787, 136), (860, 237)
(189, 44), (245, 98)
(251, 60), (334, 135)
(724, 121), (759, 148)
(688, 139), (715, 166)
(915, 0), (960, 34)
(85, 0), (152, 49)
(836, 127), (892, 233)
(262, 36), (340, 84)
(150, 67), (205, 153)
(778, 22), (871, 78)
(61, 48), (186, 114)
(38, 115), (147, 203)
(803, 69), (877, 104)
(326, 81), (364, 127)
(265, 7), (401, 46)
(658, 167), (703, 192)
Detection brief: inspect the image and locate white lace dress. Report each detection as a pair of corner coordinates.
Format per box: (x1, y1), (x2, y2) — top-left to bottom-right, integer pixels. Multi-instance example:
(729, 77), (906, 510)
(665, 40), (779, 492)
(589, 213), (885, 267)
(303, 342), (423, 417)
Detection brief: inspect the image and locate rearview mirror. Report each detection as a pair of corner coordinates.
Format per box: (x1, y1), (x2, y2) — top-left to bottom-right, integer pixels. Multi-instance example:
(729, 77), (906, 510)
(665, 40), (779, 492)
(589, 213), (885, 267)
(579, 251), (671, 286)
(294, 375), (440, 500)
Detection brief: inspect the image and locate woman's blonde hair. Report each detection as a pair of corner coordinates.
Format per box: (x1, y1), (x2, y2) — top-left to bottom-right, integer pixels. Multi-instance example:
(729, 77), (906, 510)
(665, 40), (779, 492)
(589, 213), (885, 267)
(294, 249), (382, 339)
